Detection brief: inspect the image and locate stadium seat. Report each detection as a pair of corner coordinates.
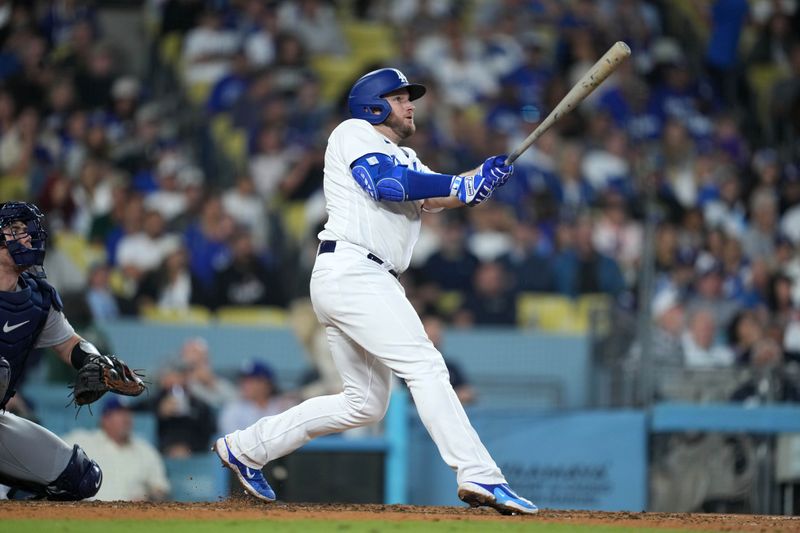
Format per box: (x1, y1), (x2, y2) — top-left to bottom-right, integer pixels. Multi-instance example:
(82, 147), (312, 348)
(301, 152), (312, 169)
(159, 32), (183, 70)
(140, 305), (213, 324)
(215, 305), (288, 327)
(0, 175), (27, 202)
(186, 81), (212, 107)
(210, 114), (232, 143)
(436, 291), (464, 317)
(210, 114), (248, 169)
(53, 231), (106, 277)
(108, 267), (136, 299)
(221, 127), (248, 167)
(278, 201), (309, 244)
(575, 293), (612, 334)
(310, 54), (363, 103)
(516, 293), (583, 333)
(342, 22), (397, 64)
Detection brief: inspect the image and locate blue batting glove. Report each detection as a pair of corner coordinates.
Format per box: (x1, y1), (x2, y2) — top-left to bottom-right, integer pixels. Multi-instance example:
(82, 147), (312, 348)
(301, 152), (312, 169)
(481, 155), (513, 187)
(452, 172), (494, 207)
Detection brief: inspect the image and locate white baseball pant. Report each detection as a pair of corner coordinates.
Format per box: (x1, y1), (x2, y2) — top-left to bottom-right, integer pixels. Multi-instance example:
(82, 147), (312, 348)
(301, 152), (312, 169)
(226, 241), (506, 485)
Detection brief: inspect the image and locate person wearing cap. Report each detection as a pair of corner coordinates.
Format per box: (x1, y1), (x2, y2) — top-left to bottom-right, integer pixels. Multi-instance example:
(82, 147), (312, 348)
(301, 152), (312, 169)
(686, 253), (740, 332)
(217, 359), (296, 437)
(62, 397), (169, 501)
(213, 66), (534, 515)
(105, 76), (141, 145)
(143, 154), (192, 223)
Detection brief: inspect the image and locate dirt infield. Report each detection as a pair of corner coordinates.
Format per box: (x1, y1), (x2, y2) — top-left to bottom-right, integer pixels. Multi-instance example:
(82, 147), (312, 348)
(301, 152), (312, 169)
(2, 500), (800, 531)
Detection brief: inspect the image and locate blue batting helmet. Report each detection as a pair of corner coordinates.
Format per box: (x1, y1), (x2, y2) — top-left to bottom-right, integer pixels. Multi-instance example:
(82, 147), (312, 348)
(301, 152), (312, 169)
(0, 201), (48, 270)
(348, 68), (426, 124)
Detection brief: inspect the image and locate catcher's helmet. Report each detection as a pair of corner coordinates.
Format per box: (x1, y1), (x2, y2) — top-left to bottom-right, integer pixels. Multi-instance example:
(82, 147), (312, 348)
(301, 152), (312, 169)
(0, 201), (48, 270)
(348, 68), (426, 124)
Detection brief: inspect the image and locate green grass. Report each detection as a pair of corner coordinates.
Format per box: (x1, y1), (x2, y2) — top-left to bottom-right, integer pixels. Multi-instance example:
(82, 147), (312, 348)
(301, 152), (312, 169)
(6, 519), (690, 533)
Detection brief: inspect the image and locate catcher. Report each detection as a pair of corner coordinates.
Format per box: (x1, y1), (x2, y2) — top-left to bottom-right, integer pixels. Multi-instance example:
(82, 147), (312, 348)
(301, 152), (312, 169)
(0, 201), (145, 500)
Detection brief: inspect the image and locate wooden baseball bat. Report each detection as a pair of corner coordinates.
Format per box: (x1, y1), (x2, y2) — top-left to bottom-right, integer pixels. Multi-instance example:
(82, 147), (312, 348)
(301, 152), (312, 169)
(505, 41), (631, 165)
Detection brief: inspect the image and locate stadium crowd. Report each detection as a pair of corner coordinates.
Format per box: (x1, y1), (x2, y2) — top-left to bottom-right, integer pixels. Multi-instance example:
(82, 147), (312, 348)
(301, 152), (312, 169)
(0, 0), (799, 502)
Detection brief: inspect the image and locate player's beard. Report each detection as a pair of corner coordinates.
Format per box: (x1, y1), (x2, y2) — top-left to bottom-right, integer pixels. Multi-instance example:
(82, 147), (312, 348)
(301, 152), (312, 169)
(385, 113), (415, 140)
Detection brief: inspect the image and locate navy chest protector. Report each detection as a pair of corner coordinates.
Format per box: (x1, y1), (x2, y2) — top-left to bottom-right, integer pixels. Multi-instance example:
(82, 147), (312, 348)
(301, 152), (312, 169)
(0, 273), (61, 407)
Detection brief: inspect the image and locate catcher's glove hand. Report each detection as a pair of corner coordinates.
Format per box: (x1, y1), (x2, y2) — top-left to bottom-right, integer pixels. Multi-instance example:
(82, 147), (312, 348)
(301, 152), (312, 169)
(71, 354), (146, 406)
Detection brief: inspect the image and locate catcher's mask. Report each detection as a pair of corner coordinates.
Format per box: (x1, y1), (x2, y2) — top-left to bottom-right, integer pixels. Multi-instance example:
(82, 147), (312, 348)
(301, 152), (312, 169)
(0, 201), (48, 276)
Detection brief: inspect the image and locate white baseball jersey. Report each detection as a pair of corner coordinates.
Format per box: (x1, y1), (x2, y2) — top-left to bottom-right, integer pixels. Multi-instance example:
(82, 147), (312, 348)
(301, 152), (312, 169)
(318, 118), (433, 273)
(225, 117), (507, 490)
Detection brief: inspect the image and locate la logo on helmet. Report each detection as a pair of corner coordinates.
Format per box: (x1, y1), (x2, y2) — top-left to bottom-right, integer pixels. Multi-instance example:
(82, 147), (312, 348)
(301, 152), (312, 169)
(394, 69), (408, 84)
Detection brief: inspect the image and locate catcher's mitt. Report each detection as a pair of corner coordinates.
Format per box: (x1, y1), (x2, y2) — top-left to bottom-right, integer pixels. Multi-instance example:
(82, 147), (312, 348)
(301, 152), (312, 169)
(71, 354), (146, 406)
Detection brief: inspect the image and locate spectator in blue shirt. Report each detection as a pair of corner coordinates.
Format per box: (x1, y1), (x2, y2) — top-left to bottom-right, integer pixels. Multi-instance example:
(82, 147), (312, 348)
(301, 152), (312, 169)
(183, 195), (233, 291)
(206, 49), (250, 115)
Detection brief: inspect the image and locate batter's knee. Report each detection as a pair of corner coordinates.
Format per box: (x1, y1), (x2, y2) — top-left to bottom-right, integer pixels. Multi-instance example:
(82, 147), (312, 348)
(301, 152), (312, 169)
(346, 391), (391, 426)
(400, 355), (450, 384)
(45, 444), (102, 500)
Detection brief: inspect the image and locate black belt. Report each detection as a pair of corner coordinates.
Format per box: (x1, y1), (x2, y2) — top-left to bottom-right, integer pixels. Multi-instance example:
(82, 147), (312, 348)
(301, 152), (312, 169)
(318, 240), (399, 278)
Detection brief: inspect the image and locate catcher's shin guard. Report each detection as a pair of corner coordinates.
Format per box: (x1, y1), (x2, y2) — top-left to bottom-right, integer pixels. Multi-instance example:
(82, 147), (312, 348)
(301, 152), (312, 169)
(45, 444), (102, 500)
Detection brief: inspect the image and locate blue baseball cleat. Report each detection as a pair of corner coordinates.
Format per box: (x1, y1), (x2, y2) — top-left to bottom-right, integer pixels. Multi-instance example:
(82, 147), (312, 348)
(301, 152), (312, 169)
(213, 436), (276, 502)
(458, 481), (538, 515)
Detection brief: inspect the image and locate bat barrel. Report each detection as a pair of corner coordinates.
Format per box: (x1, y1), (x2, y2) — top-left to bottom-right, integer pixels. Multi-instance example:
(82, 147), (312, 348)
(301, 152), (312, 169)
(503, 41), (630, 167)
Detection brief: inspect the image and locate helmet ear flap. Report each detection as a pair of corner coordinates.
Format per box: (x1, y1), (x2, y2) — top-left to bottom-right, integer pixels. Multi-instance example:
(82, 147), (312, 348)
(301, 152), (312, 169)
(348, 68), (425, 124)
(366, 101), (391, 124)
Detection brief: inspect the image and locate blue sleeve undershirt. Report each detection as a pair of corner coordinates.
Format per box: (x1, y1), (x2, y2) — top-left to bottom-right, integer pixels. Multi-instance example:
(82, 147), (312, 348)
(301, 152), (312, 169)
(350, 153), (455, 202)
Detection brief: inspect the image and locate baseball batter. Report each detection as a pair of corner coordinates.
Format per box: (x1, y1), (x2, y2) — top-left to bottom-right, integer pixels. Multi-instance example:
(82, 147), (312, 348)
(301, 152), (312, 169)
(215, 68), (537, 515)
(0, 201), (143, 500)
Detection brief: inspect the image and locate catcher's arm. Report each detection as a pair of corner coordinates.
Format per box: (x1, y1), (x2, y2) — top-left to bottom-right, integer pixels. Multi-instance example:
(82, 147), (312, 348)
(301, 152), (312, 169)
(55, 334), (146, 407)
(53, 334), (83, 366)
